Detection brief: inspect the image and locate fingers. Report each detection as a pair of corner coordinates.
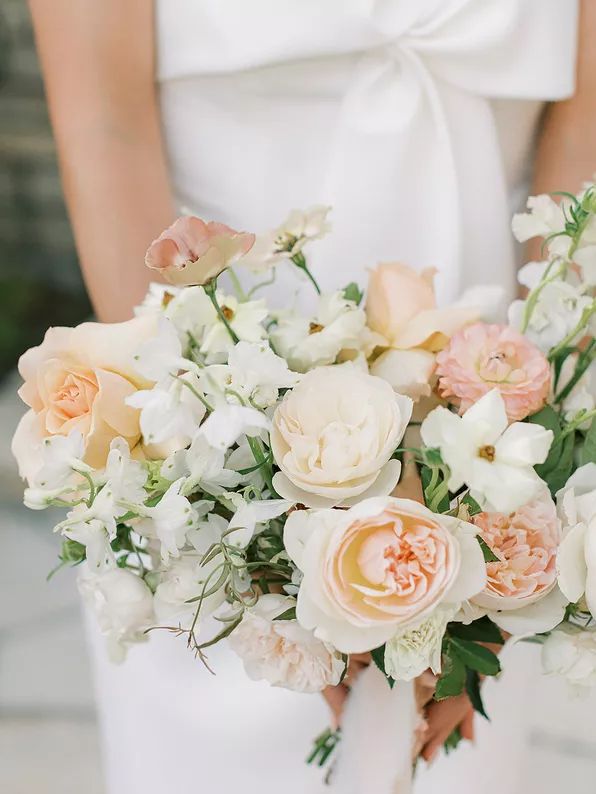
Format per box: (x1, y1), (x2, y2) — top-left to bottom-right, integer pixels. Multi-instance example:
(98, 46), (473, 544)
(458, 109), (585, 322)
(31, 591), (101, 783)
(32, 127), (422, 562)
(420, 694), (474, 763)
(322, 684), (349, 729)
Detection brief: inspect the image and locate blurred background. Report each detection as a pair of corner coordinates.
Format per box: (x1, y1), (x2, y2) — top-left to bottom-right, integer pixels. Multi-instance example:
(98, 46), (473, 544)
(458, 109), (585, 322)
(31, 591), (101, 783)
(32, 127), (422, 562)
(0, 2), (101, 793)
(0, 3), (595, 794)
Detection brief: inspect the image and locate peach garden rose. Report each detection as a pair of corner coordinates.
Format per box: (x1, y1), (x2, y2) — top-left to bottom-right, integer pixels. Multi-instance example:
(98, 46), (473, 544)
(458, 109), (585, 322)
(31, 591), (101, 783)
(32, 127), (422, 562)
(12, 316), (155, 484)
(284, 496), (486, 653)
(145, 216), (255, 286)
(436, 322), (551, 422)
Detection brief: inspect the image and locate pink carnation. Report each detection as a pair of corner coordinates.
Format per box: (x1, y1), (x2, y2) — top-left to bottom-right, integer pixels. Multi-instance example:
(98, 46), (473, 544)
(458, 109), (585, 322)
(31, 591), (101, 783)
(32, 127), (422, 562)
(435, 323), (551, 421)
(472, 491), (560, 607)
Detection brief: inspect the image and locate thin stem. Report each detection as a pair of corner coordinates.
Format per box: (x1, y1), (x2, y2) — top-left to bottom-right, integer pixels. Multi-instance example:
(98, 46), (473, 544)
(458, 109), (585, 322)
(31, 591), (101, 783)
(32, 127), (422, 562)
(291, 251), (321, 295)
(227, 267), (247, 301)
(548, 303), (596, 362)
(204, 280), (240, 343)
(176, 374), (213, 412)
(560, 408), (596, 439)
(555, 339), (596, 404)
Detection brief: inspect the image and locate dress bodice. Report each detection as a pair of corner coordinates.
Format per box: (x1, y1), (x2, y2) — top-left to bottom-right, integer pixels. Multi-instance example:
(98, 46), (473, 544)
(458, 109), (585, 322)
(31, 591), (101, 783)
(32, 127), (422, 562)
(155, 0), (578, 304)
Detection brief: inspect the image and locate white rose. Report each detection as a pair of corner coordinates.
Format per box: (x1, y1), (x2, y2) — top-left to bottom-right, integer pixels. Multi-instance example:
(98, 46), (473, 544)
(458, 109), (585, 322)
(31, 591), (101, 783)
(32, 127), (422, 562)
(384, 607), (454, 682)
(542, 626), (596, 695)
(556, 463), (596, 616)
(271, 365), (412, 508)
(78, 566), (154, 661)
(229, 594), (345, 693)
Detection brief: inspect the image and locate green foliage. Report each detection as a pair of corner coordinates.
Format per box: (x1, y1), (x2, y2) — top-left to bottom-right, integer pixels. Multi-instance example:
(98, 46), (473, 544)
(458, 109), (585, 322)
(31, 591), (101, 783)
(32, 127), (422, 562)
(420, 458), (451, 514)
(272, 607), (297, 621)
(60, 538), (86, 564)
(465, 669), (488, 720)
(477, 536), (499, 563)
(435, 650), (466, 700)
(435, 633), (501, 704)
(581, 419), (596, 466)
(443, 727), (463, 754)
(529, 406), (575, 495)
(370, 645), (395, 688)
(461, 493), (482, 517)
(448, 617), (504, 645)
(449, 638), (501, 676)
(342, 282), (364, 306)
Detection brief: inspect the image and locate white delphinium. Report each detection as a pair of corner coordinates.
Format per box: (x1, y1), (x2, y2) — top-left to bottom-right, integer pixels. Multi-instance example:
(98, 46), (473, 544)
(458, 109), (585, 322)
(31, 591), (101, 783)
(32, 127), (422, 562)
(229, 594), (345, 693)
(384, 608), (455, 682)
(508, 262), (593, 353)
(542, 626), (596, 695)
(135, 479), (197, 562)
(557, 355), (596, 427)
(198, 402), (271, 451)
(24, 431), (91, 508)
(226, 498), (292, 548)
(154, 552), (227, 623)
(421, 389), (553, 513)
(225, 341), (299, 408)
(131, 316), (194, 383)
(270, 291), (379, 373)
(78, 565), (155, 662)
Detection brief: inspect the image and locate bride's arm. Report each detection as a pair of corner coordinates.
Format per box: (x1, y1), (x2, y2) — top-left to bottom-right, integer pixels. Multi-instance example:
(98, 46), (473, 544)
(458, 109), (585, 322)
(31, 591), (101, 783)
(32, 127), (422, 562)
(530, 0), (596, 200)
(29, 0), (174, 322)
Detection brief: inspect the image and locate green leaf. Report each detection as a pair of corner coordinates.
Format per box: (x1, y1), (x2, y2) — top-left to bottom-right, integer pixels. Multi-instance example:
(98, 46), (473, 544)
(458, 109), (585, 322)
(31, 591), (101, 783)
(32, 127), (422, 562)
(421, 447), (444, 468)
(581, 419), (596, 467)
(443, 727), (463, 754)
(420, 464), (450, 514)
(272, 607), (296, 621)
(461, 493), (482, 517)
(450, 638), (501, 676)
(370, 645), (395, 688)
(342, 282), (364, 305)
(528, 406), (575, 495)
(448, 617), (504, 645)
(435, 649), (466, 700)
(465, 669), (489, 720)
(477, 536), (499, 563)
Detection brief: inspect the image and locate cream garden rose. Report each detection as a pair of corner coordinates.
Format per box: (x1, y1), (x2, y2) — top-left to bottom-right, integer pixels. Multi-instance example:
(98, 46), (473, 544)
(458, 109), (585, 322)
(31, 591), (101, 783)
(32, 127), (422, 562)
(229, 594), (345, 693)
(284, 497), (486, 653)
(271, 365), (412, 508)
(12, 316), (156, 484)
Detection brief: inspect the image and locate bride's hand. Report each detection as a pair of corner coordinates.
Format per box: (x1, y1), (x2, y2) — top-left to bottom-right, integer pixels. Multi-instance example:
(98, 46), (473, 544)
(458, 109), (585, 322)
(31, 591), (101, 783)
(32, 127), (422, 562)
(420, 693), (475, 762)
(322, 653), (370, 728)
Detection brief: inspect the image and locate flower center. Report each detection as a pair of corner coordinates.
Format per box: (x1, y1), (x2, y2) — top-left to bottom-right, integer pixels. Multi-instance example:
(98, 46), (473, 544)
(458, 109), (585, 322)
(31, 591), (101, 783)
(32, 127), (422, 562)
(478, 444), (496, 462)
(222, 305), (235, 321)
(309, 322), (324, 334)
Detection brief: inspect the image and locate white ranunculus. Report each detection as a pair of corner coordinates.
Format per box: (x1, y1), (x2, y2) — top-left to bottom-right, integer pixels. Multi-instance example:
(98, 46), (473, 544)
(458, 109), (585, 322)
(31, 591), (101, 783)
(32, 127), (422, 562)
(270, 292), (378, 373)
(370, 348), (436, 401)
(78, 565), (154, 662)
(542, 626), (596, 695)
(384, 608), (454, 682)
(556, 463), (596, 616)
(229, 594), (345, 693)
(271, 365), (412, 508)
(420, 389), (553, 514)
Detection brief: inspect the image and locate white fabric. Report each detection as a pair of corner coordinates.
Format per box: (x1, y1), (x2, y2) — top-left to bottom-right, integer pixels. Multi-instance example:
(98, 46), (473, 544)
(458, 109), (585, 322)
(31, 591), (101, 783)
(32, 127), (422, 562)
(88, 1), (579, 792)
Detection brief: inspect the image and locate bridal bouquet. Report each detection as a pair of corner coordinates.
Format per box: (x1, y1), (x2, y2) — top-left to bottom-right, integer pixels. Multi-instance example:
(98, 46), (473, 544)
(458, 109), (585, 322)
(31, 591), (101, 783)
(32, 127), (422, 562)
(11, 184), (595, 767)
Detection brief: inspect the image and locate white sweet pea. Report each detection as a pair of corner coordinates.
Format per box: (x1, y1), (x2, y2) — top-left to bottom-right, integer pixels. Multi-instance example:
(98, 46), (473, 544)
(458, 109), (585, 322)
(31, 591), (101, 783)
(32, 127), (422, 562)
(270, 291), (378, 373)
(154, 552), (227, 623)
(33, 431), (89, 490)
(198, 403), (270, 451)
(78, 565), (154, 662)
(162, 434), (241, 496)
(200, 294), (268, 362)
(164, 285), (216, 344)
(236, 231), (286, 274)
(421, 389), (553, 514)
(229, 594), (345, 693)
(132, 316), (193, 382)
(512, 194), (566, 245)
(542, 626), (596, 695)
(556, 463), (596, 616)
(276, 205), (331, 255)
(126, 372), (207, 446)
(226, 498), (292, 548)
(135, 479), (197, 562)
(508, 263), (593, 353)
(225, 341), (299, 408)
(384, 607), (455, 682)
(61, 511), (115, 571)
(558, 356), (596, 427)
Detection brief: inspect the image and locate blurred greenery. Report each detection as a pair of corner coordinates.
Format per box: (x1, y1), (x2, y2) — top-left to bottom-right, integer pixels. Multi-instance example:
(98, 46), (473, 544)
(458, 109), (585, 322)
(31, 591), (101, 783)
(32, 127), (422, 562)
(0, 1), (91, 381)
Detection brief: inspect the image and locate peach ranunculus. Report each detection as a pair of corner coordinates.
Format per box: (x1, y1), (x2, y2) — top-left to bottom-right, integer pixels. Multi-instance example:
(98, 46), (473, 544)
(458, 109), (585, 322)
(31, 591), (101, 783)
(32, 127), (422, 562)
(284, 496), (486, 653)
(471, 490), (561, 612)
(436, 323), (551, 422)
(145, 216), (255, 286)
(12, 316), (156, 484)
(367, 263), (479, 401)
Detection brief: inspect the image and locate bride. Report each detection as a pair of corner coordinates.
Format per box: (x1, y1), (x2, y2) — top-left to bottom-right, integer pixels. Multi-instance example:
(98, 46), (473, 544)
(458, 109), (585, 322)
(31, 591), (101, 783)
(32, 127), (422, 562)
(29, 1), (592, 792)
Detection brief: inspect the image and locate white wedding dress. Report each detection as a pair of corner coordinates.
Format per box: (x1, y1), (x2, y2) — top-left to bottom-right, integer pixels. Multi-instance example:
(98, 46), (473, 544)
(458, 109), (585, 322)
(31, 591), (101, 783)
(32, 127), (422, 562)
(87, 2), (579, 793)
